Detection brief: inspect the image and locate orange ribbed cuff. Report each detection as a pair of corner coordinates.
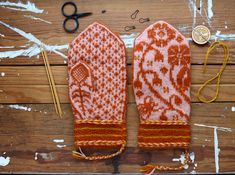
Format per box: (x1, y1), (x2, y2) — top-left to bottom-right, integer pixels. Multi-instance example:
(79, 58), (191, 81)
(74, 121), (126, 149)
(138, 122), (190, 149)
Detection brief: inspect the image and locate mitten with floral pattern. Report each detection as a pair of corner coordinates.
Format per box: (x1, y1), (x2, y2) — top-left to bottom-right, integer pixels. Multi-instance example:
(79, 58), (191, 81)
(133, 21), (191, 173)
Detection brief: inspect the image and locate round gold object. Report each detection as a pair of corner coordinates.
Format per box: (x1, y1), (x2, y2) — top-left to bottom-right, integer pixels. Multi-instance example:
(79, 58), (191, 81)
(192, 25), (211, 45)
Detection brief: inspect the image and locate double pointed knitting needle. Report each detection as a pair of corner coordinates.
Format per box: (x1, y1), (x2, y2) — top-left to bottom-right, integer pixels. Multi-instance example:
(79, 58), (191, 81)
(40, 46), (63, 118)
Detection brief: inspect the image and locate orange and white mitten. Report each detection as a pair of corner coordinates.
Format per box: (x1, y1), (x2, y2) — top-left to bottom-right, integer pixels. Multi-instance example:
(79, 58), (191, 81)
(133, 21), (191, 172)
(68, 22), (127, 160)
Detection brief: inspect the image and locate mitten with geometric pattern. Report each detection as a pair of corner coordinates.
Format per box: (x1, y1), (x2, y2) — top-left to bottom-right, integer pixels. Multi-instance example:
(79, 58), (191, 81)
(133, 21), (191, 173)
(68, 22), (127, 160)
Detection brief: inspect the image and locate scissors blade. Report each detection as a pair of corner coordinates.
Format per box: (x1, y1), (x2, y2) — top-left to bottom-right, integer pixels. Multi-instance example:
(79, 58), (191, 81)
(76, 12), (92, 18)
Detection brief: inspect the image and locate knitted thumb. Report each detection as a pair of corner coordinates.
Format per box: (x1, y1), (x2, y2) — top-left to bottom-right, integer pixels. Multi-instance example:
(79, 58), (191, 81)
(68, 22), (127, 160)
(133, 21), (191, 172)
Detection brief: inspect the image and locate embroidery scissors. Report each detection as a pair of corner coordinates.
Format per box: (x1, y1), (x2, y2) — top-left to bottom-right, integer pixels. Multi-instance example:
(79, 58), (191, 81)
(61, 2), (92, 33)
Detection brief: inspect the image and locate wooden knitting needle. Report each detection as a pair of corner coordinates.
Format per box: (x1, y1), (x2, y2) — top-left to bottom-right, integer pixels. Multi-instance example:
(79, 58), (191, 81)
(41, 46), (63, 118)
(43, 49), (63, 118)
(41, 48), (58, 115)
(42, 49), (63, 118)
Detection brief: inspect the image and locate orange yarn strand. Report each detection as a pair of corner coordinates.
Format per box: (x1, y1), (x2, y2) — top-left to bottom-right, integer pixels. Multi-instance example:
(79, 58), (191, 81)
(72, 142), (126, 160)
(140, 150), (190, 174)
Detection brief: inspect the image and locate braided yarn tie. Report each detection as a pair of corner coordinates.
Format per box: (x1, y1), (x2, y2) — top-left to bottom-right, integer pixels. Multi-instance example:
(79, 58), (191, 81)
(72, 142), (126, 160)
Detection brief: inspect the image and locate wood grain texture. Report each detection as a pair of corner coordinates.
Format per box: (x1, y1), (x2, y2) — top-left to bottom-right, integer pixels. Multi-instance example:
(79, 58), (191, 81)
(0, 103), (234, 173)
(1, 65), (235, 85)
(0, 0), (235, 65)
(0, 0), (235, 174)
(0, 84), (235, 103)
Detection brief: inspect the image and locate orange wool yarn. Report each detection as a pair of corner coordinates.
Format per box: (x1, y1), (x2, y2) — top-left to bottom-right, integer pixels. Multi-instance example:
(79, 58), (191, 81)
(133, 21), (191, 173)
(68, 22), (127, 160)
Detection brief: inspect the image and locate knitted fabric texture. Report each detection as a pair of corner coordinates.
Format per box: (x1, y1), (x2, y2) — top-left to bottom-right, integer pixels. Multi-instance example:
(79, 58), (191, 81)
(68, 22), (127, 160)
(133, 21), (191, 150)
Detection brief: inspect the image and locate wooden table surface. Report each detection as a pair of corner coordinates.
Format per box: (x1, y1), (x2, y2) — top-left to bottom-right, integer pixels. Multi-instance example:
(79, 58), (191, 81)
(0, 0), (235, 174)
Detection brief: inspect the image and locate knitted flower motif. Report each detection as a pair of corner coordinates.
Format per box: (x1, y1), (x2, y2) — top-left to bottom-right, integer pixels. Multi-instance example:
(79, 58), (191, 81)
(137, 96), (158, 119)
(168, 44), (190, 66)
(135, 42), (143, 52)
(154, 49), (164, 62)
(133, 79), (142, 89)
(148, 22), (176, 47)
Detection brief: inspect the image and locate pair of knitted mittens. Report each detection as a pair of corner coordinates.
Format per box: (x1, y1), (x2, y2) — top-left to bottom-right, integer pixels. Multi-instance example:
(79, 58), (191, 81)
(68, 21), (191, 171)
